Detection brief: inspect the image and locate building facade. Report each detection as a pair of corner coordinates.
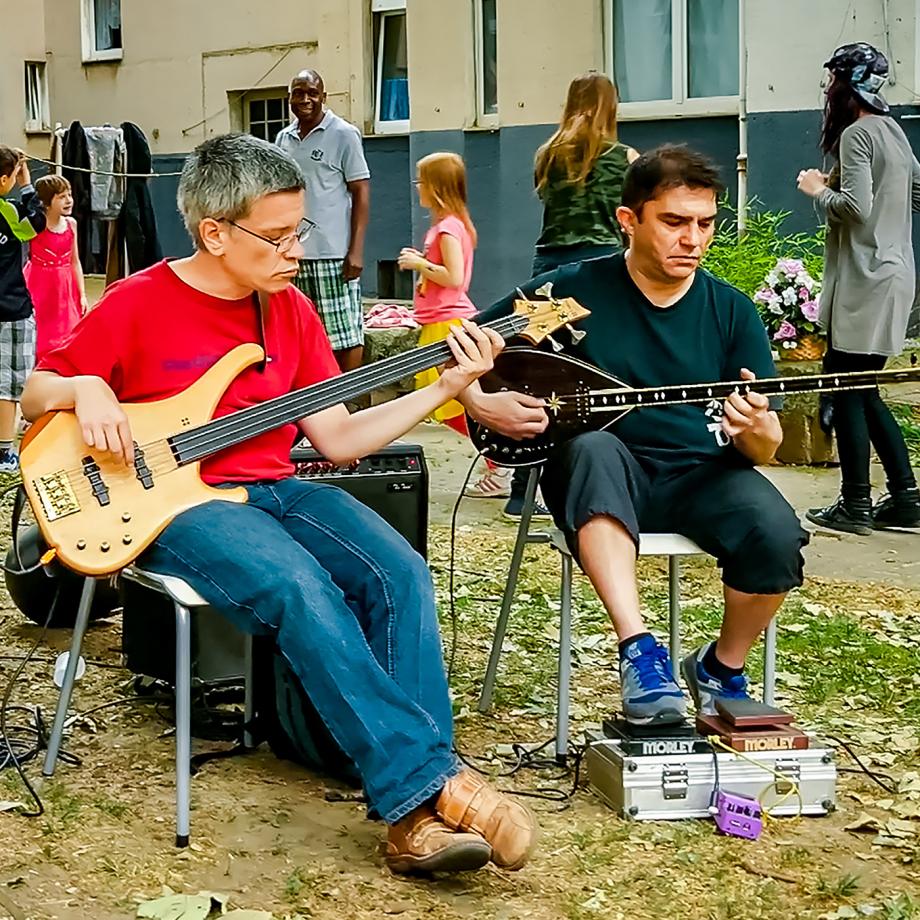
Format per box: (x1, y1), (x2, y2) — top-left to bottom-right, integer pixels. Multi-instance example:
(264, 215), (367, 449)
(3, 0), (920, 305)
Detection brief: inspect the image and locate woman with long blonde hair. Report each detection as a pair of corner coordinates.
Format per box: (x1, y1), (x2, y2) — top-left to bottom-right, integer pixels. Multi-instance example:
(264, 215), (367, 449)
(500, 73), (639, 516)
(531, 71), (638, 277)
(399, 152), (479, 437)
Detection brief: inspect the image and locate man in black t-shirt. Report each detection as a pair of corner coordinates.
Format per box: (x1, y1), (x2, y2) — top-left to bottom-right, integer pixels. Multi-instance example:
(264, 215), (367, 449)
(464, 146), (808, 726)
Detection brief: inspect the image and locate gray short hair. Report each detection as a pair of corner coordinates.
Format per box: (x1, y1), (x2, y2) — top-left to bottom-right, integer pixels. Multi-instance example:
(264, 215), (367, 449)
(177, 133), (305, 248)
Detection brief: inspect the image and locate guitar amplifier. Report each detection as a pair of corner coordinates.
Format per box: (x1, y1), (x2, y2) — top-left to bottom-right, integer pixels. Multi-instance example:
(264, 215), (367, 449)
(291, 441), (429, 559)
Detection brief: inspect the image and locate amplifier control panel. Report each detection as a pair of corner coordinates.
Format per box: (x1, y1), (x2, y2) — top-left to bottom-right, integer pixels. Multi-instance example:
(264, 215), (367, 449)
(291, 442), (424, 478)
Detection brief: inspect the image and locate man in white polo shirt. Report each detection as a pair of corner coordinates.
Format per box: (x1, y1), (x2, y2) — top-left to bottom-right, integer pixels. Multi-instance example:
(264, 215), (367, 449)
(276, 70), (371, 371)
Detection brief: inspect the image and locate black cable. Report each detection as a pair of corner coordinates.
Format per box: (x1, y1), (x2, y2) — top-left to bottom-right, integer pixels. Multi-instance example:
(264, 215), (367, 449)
(446, 454), (481, 685)
(827, 735), (899, 794)
(0, 590), (64, 817)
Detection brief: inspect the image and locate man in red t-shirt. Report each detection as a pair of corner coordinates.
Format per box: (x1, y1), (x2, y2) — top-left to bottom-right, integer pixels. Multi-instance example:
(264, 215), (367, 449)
(21, 134), (536, 875)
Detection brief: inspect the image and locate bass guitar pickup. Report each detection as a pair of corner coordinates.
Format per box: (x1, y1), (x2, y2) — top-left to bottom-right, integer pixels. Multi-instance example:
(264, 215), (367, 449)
(133, 444), (154, 490)
(82, 456), (110, 507)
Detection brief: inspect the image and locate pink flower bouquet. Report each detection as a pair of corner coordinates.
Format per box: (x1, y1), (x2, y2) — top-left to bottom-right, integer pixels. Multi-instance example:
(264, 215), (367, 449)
(752, 258), (823, 352)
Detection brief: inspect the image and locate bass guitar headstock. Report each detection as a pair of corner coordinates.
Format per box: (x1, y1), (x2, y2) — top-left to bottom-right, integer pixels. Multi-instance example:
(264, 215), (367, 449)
(512, 289), (590, 347)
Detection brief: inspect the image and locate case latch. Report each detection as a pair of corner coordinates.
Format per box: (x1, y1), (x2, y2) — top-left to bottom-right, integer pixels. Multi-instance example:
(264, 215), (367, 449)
(774, 759), (801, 795)
(662, 765), (689, 799)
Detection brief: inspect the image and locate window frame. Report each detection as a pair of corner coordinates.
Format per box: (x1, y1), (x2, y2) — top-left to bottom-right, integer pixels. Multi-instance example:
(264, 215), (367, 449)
(81, 0), (124, 63)
(474, 0), (498, 126)
(24, 61), (50, 134)
(603, 0), (739, 120)
(373, 1), (409, 135)
(241, 87), (291, 143)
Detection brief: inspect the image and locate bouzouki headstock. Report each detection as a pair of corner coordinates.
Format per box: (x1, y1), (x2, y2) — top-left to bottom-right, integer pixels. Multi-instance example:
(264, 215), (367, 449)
(512, 295), (590, 345)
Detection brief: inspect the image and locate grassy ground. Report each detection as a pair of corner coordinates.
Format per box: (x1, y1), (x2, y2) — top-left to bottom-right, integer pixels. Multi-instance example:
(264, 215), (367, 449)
(0, 490), (917, 919)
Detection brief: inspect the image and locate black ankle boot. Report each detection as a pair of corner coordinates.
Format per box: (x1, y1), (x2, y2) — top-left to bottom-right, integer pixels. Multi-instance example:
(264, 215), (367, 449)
(872, 487), (920, 529)
(806, 495), (873, 535)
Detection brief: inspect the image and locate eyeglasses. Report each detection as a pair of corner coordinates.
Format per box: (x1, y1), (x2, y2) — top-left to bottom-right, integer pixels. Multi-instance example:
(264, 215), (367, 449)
(223, 216), (316, 253)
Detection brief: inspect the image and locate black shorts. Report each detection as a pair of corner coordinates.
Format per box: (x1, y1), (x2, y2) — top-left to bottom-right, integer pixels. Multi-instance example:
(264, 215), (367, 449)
(540, 431), (809, 596)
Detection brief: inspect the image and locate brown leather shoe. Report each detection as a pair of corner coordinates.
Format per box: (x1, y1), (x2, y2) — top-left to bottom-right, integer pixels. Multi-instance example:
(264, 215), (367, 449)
(385, 804), (492, 875)
(435, 770), (537, 870)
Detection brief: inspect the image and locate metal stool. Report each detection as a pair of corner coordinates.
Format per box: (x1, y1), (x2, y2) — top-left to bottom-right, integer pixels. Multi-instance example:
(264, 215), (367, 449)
(477, 468), (778, 762)
(42, 568), (254, 847)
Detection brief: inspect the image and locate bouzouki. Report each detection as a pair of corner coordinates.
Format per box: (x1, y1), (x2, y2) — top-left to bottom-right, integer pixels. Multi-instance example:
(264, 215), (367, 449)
(21, 296), (589, 576)
(468, 347), (920, 466)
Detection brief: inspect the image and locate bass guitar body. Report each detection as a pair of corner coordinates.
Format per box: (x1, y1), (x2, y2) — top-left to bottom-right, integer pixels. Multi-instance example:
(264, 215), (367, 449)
(468, 348), (630, 467)
(20, 345), (259, 576)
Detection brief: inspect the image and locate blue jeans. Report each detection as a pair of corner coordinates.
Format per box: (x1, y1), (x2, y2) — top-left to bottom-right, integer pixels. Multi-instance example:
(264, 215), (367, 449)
(139, 477), (458, 824)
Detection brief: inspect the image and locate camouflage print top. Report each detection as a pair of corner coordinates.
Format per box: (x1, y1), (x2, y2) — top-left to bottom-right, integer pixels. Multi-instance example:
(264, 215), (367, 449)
(536, 142), (630, 249)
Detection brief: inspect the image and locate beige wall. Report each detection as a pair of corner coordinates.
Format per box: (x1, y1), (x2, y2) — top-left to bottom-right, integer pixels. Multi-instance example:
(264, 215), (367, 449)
(407, 0), (476, 131)
(46, 0), (368, 155)
(6, 0), (920, 161)
(746, 0), (920, 113)
(497, 0), (603, 127)
(0, 0), (49, 157)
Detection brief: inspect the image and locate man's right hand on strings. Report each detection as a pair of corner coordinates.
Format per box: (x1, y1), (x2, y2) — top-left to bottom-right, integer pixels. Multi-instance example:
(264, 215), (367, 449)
(459, 385), (549, 440)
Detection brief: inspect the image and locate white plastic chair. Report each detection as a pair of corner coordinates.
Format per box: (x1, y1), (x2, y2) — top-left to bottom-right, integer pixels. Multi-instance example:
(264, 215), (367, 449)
(477, 468), (778, 763)
(42, 568), (255, 847)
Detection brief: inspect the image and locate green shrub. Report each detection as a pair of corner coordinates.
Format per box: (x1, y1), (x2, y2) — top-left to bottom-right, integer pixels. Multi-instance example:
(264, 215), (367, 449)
(704, 198), (825, 297)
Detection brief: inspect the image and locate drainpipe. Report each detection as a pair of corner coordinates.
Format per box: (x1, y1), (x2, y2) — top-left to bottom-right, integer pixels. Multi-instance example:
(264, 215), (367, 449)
(737, 0), (748, 239)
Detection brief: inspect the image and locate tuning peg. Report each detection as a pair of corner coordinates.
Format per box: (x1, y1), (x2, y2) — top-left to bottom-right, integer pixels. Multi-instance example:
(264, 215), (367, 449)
(566, 324), (586, 344)
(535, 281), (554, 299)
(546, 334), (564, 353)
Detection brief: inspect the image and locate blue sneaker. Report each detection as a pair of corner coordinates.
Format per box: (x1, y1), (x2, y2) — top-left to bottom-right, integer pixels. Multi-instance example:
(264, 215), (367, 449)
(0, 448), (19, 474)
(680, 642), (752, 716)
(619, 635), (687, 725)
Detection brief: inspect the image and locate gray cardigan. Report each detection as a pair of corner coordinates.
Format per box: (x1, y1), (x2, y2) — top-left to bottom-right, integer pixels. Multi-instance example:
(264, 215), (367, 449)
(816, 114), (920, 355)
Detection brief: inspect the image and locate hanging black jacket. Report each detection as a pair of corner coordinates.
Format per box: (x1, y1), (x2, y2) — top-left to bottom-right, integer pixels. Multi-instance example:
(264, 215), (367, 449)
(119, 122), (162, 273)
(61, 121), (93, 272)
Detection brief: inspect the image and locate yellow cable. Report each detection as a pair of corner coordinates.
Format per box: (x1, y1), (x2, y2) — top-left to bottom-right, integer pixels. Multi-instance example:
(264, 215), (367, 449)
(707, 735), (804, 823)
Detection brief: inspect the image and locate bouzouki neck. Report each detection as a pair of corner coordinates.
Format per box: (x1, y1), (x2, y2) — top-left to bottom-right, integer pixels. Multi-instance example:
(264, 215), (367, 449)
(588, 366), (920, 411)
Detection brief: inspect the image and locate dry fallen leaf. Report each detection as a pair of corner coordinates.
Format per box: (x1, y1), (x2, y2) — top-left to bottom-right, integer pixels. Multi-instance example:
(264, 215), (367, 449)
(845, 813), (882, 833)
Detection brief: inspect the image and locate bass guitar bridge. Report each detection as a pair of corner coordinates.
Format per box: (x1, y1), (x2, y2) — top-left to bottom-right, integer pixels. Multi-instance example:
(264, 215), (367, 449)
(34, 471), (81, 521)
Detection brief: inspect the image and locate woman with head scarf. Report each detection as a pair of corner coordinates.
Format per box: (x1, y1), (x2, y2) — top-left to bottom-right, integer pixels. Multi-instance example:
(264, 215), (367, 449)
(798, 42), (920, 534)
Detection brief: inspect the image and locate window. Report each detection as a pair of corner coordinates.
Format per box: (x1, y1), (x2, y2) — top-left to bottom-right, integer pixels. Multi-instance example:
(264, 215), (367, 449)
(81, 0), (123, 62)
(373, 0), (409, 134)
(24, 62), (50, 133)
(475, 0), (498, 123)
(605, 0), (739, 118)
(244, 90), (290, 143)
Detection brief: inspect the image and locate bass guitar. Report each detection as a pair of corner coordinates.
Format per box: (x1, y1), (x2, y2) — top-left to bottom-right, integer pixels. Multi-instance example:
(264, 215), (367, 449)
(21, 296), (589, 576)
(468, 347), (920, 466)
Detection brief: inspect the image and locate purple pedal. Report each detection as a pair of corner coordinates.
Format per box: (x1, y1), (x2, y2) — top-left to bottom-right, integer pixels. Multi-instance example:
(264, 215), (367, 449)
(713, 790), (763, 840)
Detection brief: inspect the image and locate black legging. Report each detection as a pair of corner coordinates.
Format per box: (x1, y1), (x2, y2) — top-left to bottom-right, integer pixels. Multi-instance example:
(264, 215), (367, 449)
(824, 347), (916, 497)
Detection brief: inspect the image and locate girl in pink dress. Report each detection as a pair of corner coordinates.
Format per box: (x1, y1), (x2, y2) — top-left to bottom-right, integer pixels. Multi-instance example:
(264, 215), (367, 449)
(25, 175), (87, 361)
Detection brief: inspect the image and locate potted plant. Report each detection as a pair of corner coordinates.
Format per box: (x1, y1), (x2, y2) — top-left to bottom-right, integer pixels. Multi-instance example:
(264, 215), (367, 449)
(753, 258), (825, 361)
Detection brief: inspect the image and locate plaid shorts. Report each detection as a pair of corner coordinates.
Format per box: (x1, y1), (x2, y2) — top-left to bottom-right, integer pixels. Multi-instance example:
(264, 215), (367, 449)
(294, 259), (364, 350)
(0, 316), (36, 401)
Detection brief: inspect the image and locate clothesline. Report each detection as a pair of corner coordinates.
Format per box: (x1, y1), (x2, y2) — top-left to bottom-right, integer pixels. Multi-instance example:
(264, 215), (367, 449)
(26, 154), (183, 179)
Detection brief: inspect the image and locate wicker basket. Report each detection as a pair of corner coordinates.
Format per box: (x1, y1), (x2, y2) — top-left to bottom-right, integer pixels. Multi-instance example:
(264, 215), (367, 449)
(780, 334), (826, 362)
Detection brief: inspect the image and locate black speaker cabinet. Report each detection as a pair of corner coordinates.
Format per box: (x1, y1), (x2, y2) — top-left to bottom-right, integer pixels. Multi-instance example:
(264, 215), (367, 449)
(291, 441), (429, 559)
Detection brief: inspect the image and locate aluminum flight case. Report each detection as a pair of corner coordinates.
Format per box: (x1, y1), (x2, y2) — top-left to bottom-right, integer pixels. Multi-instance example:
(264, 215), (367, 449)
(585, 730), (837, 821)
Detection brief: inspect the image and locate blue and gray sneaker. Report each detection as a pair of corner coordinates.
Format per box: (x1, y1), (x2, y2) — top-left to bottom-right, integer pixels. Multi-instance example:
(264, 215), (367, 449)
(680, 642), (752, 716)
(0, 448), (19, 474)
(619, 635), (687, 725)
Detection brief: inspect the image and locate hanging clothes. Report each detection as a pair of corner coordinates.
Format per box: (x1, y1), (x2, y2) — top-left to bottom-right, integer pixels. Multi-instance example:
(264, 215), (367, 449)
(84, 126), (127, 218)
(105, 122), (162, 284)
(61, 121), (93, 272)
(120, 122), (161, 275)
